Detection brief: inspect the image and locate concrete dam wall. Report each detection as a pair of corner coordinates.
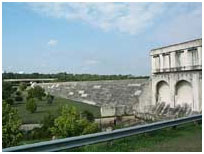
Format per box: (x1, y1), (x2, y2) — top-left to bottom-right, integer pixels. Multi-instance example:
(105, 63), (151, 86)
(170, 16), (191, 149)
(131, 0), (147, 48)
(39, 79), (152, 116)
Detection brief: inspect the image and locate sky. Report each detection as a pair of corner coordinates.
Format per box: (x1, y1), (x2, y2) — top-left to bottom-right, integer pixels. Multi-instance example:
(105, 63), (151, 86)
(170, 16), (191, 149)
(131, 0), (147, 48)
(2, 2), (202, 75)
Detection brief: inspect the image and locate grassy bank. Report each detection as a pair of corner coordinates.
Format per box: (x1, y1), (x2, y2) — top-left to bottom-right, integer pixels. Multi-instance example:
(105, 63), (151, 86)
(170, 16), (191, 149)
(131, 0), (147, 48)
(12, 97), (100, 124)
(69, 122), (202, 152)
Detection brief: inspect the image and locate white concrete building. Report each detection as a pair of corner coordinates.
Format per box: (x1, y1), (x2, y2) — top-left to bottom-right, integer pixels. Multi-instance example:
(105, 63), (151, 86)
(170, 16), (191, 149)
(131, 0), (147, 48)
(151, 39), (202, 112)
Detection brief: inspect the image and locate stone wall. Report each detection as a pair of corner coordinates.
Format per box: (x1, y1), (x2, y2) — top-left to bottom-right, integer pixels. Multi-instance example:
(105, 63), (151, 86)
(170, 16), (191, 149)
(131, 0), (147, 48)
(38, 79), (151, 117)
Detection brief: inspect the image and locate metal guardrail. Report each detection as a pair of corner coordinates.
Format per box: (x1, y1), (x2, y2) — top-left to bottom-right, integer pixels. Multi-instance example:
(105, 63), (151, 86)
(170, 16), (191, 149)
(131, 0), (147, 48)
(3, 114), (202, 152)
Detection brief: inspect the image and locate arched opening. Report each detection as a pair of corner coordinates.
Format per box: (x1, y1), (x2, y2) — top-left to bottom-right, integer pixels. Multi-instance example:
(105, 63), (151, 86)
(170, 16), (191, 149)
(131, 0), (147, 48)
(175, 80), (193, 107)
(156, 81), (171, 105)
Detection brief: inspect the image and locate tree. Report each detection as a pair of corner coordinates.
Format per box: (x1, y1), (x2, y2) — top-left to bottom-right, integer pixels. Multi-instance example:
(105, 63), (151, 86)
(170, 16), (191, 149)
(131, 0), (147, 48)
(5, 98), (14, 105)
(2, 82), (16, 100)
(50, 106), (99, 138)
(2, 101), (22, 148)
(27, 86), (45, 100)
(19, 82), (27, 91)
(26, 98), (37, 113)
(81, 110), (95, 122)
(46, 93), (54, 104)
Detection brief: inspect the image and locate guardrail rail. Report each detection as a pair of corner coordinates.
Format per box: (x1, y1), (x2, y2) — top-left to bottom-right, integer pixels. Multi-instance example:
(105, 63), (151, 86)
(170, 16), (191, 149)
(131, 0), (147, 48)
(3, 114), (202, 152)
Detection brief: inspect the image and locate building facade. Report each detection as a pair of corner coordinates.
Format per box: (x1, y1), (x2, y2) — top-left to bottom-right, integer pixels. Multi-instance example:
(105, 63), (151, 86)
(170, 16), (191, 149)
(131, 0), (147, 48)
(151, 39), (202, 112)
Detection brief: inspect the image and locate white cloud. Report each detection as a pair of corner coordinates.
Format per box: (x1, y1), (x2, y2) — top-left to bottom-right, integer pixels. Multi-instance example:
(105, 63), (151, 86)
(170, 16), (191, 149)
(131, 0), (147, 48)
(27, 3), (201, 37)
(28, 3), (167, 35)
(150, 3), (202, 45)
(47, 39), (58, 47)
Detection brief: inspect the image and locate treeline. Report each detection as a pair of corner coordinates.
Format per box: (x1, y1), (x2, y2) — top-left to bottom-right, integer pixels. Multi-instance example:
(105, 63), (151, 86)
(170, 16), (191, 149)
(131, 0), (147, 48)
(3, 72), (149, 81)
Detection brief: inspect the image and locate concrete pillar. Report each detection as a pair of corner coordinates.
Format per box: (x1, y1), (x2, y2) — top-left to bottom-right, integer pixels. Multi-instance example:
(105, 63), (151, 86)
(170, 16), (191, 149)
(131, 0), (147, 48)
(151, 56), (155, 74)
(151, 78), (157, 106)
(159, 54), (163, 71)
(183, 49), (188, 67)
(192, 74), (199, 111)
(169, 76), (176, 108)
(170, 52), (176, 68)
(197, 46), (202, 66)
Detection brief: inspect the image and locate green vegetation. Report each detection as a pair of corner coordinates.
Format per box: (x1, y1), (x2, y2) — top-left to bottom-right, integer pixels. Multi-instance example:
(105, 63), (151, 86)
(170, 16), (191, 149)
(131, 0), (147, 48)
(12, 97), (100, 124)
(50, 106), (99, 138)
(27, 86), (46, 100)
(46, 93), (54, 104)
(3, 72), (149, 82)
(69, 122), (202, 152)
(2, 82), (17, 100)
(26, 98), (37, 113)
(19, 82), (27, 91)
(2, 101), (22, 148)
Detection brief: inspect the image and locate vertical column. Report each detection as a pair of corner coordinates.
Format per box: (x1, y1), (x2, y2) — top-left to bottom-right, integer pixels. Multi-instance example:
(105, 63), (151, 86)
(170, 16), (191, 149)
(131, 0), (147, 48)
(183, 49), (188, 67)
(151, 56), (155, 74)
(151, 79), (157, 106)
(169, 77), (176, 108)
(192, 74), (199, 111)
(159, 54), (163, 71)
(197, 46), (202, 66)
(170, 52), (176, 68)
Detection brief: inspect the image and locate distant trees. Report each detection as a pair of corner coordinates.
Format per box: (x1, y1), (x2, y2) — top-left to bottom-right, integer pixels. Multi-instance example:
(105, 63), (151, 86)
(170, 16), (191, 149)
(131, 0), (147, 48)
(2, 101), (22, 148)
(3, 72), (149, 82)
(50, 106), (99, 138)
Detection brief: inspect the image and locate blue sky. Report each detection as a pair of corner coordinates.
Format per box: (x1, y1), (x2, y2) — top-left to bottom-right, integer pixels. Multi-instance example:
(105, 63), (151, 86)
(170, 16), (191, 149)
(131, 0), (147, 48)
(2, 2), (202, 75)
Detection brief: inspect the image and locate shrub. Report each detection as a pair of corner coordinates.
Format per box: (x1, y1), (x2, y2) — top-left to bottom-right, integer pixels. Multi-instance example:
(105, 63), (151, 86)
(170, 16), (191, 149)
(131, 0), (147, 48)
(5, 98), (14, 105)
(15, 91), (22, 96)
(2, 101), (22, 148)
(3, 82), (16, 100)
(46, 93), (54, 104)
(50, 105), (99, 138)
(26, 98), (37, 113)
(15, 96), (23, 101)
(27, 86), (45, 100)
(81, 110), (95, 122)
(19, 82), (27, 91)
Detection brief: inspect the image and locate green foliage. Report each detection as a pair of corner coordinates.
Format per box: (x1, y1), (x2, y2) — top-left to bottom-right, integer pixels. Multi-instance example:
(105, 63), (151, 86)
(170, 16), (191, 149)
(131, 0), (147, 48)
(82, 110), (95, 122)
(26, 98), (37, 113)
(2, 82), (16, 100)
(2, 101), (22, 148)
(23, 114), (57, 141)
(3, 72), (149, 82)
(46, 93), (55, 104)
(15, 96), (23, 101)
(19, 82), (27, 91)
(15, 91), (22, 96)
(5, 98), (14, 105)
(50, 105), (99, 138)
(27, 86), (45, 100)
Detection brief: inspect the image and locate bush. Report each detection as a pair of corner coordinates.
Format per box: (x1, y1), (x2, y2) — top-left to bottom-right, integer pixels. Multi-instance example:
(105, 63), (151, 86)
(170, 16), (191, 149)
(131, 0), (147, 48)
(27, 86), (45, 100)
(19, 82), (27, 91)
(3, 82), (16, 100)
(15, 96), (23, 101)
(81, 110), (95, 122)
(46, 93), (54, 104)
(2, 101), (22, 148)
(5, 98), (14, 105)
(15, 91), (22, 96)
(50, 106), (99, 138)
(26, 98), (37, 113)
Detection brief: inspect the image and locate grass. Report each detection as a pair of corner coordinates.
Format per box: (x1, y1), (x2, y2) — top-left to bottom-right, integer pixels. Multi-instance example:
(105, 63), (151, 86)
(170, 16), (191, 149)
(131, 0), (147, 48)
(69, 122), (202, 152)
(12, 97), (100, 124)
